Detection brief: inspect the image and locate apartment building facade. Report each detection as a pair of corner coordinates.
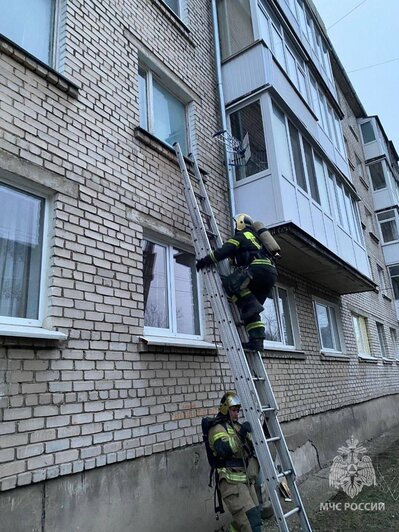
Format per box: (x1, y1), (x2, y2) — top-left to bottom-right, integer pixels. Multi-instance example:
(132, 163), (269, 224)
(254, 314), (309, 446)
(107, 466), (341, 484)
(214, 0), (399, 472)
(357, 115), (399, 317)
(0, 1), (399, 531)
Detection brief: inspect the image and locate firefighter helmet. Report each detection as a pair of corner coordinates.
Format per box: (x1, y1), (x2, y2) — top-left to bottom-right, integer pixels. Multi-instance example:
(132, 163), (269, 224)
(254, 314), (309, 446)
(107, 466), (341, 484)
(234, 213), (253, 231)
(219, 391), (241, 416)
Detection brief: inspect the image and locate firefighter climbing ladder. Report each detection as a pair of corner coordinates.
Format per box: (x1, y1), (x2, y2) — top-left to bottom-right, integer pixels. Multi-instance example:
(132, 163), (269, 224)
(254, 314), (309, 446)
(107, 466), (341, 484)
(174, 142), (312, 532)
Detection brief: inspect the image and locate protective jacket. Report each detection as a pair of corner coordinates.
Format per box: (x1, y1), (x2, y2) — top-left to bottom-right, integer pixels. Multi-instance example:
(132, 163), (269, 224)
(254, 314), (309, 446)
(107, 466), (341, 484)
(208, 417), (262, 532)
(208, 418), (259, 484)
(208, 228), (275, 269)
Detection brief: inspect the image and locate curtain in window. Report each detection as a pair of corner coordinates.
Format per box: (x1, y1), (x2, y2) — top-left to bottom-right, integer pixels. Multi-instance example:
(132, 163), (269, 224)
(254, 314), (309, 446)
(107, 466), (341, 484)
(0, 186), (43, 318)
(143, 241), (169, 329)
(173, 249), (199, 335)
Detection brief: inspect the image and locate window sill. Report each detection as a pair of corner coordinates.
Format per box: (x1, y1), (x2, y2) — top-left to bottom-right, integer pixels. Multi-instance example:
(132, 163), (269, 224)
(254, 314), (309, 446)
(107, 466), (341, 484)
(359, 176), (369, 190)
(369, 232), (380, 244)
(139, 335), (217, 352)
(382, 358), (394, 365)
(134, 128), (208, 177)
(0, 325), (67, 340)
(150, 0), (194, 46)
(263, 346), (306, 360)
(0, 34), (79, 98)
(320, 351), (351, 362)
(358, 354), (379, 363)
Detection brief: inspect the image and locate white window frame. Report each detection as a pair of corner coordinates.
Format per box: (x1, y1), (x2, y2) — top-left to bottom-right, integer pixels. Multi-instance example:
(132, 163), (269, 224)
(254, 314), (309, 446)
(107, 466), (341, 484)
(0, 179), (51, 329)
(390, 328), (399, 360)
(262, 283), (299, 349)
(142, 235), (203, 341)
(162, 0), (185, 20)
(376, 322), (388, 358)
(352, 314), (372, 357)
(228, 98), (269, 183)
(138, 65), (191, 154)
(0, 0), (62, 68)
(368, 160), (387, 191)
(313, 297), (344, 355)
(377, 209), (399, 244)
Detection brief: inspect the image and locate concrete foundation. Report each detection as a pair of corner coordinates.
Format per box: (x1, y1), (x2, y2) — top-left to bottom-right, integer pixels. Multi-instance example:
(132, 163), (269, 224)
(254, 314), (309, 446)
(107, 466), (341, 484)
(1, 393), (398, 532)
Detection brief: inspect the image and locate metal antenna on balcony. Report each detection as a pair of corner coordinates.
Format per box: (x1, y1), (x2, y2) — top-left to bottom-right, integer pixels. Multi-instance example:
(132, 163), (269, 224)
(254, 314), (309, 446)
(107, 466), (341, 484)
(213, 129), (251, 167)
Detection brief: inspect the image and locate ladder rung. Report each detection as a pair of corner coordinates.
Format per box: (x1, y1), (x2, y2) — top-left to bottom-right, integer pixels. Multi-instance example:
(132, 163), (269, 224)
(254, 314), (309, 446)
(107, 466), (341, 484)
(284, 507), (300, 519)
(206, 230), (218, 239)
(261, 405), (275, 412)
(266, 436), (280, 443)
(277, 469), (293, 479)
(252, 376), (266, 382)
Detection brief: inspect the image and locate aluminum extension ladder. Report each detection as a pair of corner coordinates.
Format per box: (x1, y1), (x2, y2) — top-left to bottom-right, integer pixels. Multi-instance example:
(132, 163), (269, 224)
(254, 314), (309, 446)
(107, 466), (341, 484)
(174, 143), (312, 532)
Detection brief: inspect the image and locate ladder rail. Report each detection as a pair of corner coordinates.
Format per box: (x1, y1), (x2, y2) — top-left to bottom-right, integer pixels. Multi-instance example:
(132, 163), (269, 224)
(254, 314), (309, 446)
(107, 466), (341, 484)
(174, 143), (312, 532)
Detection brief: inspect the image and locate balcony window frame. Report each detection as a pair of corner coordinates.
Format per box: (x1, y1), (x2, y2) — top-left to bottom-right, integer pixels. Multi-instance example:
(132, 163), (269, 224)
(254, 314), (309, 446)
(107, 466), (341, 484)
(228, 98), (269, 183)
(368, 160), (387, 191)
(377, 209), (399, 244)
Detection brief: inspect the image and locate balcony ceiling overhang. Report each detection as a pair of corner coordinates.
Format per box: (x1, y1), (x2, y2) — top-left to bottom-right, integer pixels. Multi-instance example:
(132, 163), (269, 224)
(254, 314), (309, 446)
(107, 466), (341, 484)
(270, 223), (376, 295)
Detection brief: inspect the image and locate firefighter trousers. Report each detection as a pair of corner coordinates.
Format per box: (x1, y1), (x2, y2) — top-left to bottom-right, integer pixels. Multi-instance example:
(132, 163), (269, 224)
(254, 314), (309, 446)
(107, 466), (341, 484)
(219, 478), (263, 532)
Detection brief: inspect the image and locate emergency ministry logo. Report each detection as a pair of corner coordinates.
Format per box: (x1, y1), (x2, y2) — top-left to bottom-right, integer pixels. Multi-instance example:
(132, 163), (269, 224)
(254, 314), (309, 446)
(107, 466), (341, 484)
(329, 436), (376, 498)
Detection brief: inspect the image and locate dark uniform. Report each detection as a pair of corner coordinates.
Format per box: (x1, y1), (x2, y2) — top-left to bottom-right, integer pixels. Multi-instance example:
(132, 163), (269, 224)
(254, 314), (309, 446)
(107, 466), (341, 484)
(196, 225), (277, 351)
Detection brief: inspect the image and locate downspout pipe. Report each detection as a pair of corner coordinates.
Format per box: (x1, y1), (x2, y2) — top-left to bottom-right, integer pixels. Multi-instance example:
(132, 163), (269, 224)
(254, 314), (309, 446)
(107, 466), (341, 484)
(211, 0), (236, 232)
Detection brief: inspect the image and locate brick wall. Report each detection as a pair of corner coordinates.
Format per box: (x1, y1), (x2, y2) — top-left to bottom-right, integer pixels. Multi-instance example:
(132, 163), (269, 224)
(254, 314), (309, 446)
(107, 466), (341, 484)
(1, 0), (399, 493)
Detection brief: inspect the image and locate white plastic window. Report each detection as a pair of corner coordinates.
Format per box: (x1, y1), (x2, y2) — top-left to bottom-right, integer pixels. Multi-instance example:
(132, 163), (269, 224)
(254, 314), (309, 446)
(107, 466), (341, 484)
(376, 322), (387, 358)
(0, 0), (57, 65)
(262, 285), (297, 348)
(352, 315), (371, 357)
(377, 210), (399, 243)
(139, 67), (189, 154)
(314, 300), (342, 352)
(143, 238), (201, 338)
(0, 183), (46, 325)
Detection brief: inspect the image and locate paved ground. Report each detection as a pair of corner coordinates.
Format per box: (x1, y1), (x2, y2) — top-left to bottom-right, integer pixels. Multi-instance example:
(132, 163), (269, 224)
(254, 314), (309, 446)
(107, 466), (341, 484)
(263, 423), (399, 531)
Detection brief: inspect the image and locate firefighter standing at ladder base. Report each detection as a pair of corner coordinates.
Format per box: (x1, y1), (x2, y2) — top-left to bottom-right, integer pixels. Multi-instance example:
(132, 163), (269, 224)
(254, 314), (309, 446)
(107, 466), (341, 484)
(196, 214), (279, 351)
(208, 392), (263, 532)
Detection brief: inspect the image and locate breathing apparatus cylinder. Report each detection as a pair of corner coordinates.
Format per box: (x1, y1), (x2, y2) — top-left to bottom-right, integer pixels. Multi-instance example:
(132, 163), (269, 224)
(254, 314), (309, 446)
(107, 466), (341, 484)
(252, 221), (281, 255)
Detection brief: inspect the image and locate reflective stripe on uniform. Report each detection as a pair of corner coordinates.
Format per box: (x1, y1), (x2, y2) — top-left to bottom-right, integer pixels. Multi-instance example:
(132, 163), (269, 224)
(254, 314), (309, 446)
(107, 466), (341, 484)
(239, 288), (251, 298)
(210, 425), (239, 453)
(210, 251), (218, 264)
(243, 231), (262, 249)
(227, 238), (240, 247)
(218, 468), (247, 483)
(251, 258), (272, 266)
(246, 321), (264, 332)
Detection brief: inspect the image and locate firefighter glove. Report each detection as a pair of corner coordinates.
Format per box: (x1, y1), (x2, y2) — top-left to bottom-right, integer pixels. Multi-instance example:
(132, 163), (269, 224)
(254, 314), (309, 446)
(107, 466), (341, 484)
(238, 421), (252, 439)
(196, 255), (213, 271)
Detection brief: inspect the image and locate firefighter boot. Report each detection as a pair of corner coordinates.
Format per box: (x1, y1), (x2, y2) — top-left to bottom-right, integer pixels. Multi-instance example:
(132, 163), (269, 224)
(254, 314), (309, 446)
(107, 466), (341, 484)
(242, 321), (266, 352)
(236, 292), (264, 321)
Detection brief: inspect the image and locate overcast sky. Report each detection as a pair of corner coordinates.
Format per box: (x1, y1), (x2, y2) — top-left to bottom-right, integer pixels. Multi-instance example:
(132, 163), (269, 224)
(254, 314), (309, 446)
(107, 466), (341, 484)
(312, 0), (399, 150)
